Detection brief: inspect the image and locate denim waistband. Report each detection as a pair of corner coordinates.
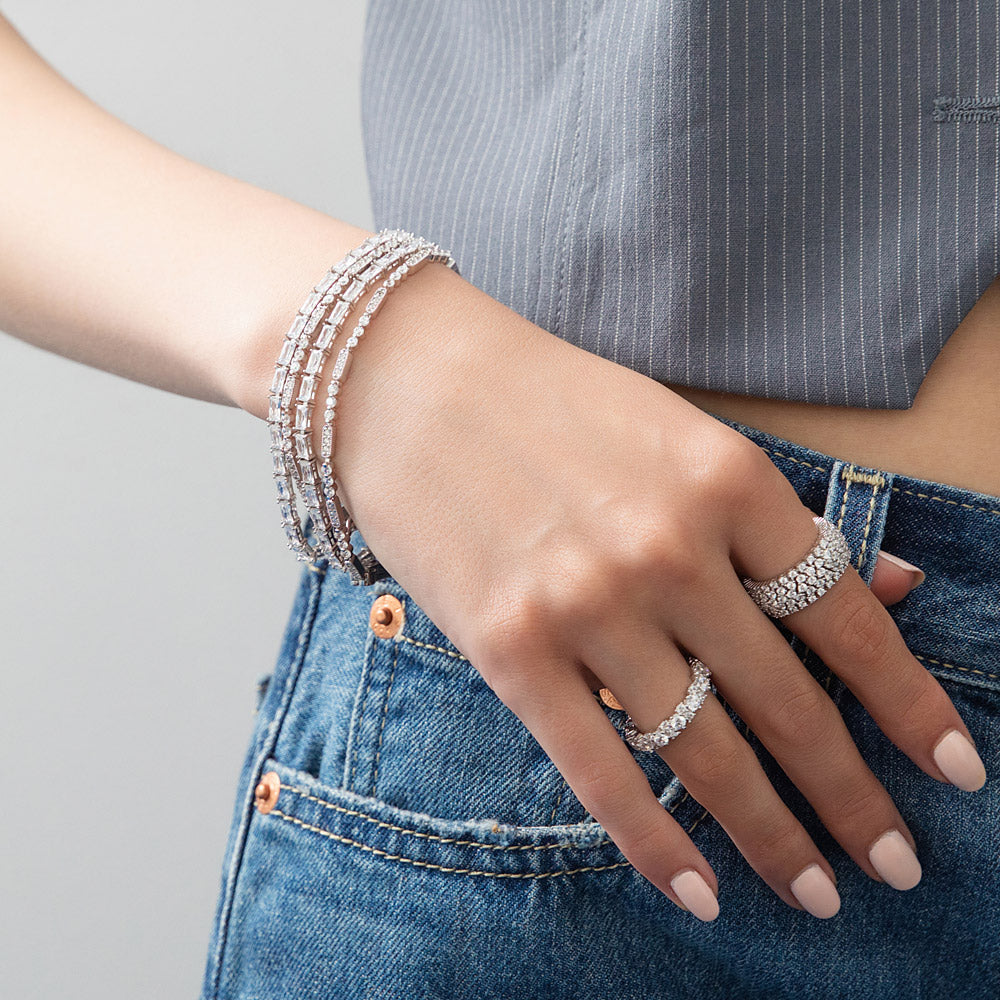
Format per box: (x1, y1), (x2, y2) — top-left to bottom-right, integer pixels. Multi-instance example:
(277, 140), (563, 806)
(705, 410), (1000, 695)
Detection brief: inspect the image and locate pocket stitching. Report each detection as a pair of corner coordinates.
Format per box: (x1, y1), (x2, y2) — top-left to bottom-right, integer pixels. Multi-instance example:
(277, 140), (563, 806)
(278, 779), (607, 852)
(265, 807), (634, 879)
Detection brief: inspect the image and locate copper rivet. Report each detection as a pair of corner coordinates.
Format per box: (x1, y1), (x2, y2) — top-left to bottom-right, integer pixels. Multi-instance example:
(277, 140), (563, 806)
(370, 594), (404, 639)
(253, 771), (281, 815)
(599, 687), (625, 711)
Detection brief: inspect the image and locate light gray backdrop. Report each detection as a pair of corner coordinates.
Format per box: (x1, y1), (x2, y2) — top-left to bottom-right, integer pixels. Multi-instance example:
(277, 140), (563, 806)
(0, 3), (371, 995)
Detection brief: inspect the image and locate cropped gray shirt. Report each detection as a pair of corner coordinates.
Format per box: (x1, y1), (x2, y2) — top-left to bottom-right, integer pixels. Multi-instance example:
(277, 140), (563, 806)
(360, 0), (998, 409)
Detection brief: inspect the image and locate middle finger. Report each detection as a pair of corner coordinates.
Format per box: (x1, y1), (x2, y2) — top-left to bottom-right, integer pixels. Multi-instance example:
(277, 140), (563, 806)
(668, 567), (923, 890)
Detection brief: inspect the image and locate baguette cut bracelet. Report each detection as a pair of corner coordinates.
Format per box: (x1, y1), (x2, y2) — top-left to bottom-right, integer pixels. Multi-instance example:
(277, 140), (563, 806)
(267, 228), (459, 582)
(289, 234), (414, 560)
(268, 229), (408, 561)
(319, 240), (456, 582)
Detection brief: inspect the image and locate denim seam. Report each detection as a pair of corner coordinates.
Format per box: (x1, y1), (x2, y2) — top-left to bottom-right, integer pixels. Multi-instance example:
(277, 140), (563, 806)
(754, 443), (830, 474)
(914, 653), (999, 682)
(370, 641), (399, 797)
(207, 564), (326, 1000)
(853, 473), (886, 568)
(276, 773), (709, 847)
(835, 467), (853, 531)
(266, 809), (633, 877)
(398, 634), (468, 660)
(348, 636), (378, 792)
(757, 442), (1000, 519)
(890, 485), (1000, 517)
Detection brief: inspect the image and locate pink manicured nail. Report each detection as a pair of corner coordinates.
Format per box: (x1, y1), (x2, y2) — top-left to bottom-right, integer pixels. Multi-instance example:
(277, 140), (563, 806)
(933, 729), (987, 792)
(670, 869), (720, 921)
(869, 830), (922, 890)
(790, 864), (841, 918)
(876, 549), (926, 587)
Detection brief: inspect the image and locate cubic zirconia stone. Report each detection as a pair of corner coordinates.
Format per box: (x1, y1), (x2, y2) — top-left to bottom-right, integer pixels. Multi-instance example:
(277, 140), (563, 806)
(297, 375), (315, 401)
(330, 299), (350, 326)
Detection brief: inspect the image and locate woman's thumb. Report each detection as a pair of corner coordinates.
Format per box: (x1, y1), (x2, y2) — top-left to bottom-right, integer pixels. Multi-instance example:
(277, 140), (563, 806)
(870, 549), (926, 606)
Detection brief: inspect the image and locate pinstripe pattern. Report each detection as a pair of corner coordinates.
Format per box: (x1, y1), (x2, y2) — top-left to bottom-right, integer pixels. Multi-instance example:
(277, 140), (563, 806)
(360, 0), (999, 409)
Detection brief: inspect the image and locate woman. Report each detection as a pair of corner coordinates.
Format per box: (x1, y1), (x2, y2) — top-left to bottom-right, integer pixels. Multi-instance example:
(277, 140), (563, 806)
(1, 3), (995, 998)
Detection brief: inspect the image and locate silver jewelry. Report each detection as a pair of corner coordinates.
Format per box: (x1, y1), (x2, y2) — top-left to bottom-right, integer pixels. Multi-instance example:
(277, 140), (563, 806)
(320, 239), (456, 584)
(267, 228), (459, 584)
(621, 656), (714, 753)
(291, 234), (412, 562)
(268, 230), (407, 561)
(741, 515), (851, 617)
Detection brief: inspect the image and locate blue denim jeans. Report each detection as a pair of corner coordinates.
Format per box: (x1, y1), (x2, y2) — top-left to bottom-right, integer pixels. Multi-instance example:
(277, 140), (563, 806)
(200, 412), (999, 999)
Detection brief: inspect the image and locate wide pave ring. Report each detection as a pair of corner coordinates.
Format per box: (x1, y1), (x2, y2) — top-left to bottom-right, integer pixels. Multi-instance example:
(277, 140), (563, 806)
(741, 515), (851, 618)
(620, 656), (714, 753)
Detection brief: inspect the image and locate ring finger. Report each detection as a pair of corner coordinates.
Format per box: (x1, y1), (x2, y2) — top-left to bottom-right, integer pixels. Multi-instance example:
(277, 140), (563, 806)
(595, 634), (843, 918)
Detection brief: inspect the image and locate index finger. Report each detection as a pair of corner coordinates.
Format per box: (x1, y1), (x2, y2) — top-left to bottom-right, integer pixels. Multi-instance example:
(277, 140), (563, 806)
(730, 508), (987, 793)
(782, 563), (986, 791)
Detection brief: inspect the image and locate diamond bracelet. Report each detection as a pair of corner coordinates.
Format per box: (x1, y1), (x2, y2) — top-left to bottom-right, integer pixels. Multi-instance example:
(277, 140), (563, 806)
(287, 233), (414, 562)
(267, 227), (459, 582)
(318, 239), (457, 582)
(267, 230), (409, 561)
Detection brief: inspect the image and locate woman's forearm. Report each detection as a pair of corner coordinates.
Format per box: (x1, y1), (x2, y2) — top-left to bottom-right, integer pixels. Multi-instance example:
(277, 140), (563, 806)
(0, 11), (374, 414)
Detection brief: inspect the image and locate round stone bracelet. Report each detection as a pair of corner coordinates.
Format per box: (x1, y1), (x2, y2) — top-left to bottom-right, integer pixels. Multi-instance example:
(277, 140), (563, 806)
(268, 230), (407, 561)
(319, 238), (458, 584)
(267, 228), (459, 577)
(288, 234), (414, 561)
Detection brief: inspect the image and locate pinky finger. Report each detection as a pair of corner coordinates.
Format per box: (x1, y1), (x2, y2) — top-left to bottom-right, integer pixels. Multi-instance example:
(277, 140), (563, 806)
(498, 666), (720, 921)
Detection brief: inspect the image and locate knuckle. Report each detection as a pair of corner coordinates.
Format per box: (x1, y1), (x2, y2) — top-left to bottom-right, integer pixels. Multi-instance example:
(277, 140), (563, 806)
(829, 593), (896, 665)
(700, 439), (774, 509)
(768, 682), (837, 752)
(682, 731), (750, 793)
(643, 526), (713, 594)
(619, 815), (680, 877)
(749, 817), (805, 860)
(894, 667), (948, 732)
(829, 777), (886, 828)
(572, 756), (634, 818)
(474, 591), (552, 695)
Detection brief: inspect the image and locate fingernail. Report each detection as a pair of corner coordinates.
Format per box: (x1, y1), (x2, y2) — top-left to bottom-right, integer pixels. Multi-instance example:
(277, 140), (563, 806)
(670, 869), (720, 922)
(790, 864), (841, 919)
(933, 729), (987, 792)
(877, 549), (926, 587)
(868, 830), (922, 890)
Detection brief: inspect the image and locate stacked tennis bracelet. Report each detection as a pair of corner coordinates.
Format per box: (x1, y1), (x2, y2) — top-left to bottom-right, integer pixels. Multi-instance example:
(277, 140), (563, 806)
(266, 228), (459, 585)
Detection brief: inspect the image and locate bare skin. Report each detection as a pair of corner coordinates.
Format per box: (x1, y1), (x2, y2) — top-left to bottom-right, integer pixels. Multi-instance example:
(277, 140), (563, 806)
(666, 274), (1000, 499)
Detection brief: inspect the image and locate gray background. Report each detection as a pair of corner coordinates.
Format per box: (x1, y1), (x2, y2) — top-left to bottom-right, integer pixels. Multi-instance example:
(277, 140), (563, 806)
(0, 2), (371, 995)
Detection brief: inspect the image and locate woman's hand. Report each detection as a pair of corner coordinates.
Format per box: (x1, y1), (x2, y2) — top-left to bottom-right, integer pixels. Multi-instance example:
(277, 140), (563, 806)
(319, 262), (981, 921)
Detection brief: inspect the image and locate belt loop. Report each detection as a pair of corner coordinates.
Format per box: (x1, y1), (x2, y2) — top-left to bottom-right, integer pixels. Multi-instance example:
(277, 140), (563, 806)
(822, 460), (895, 588)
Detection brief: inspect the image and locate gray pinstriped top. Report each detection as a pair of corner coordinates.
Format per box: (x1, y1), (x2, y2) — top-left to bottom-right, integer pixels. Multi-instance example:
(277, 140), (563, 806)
(359, 1), (999, 409)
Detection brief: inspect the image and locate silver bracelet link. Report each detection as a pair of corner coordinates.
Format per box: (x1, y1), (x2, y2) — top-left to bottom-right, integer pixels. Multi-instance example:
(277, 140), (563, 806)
(266, 227), (460, 584)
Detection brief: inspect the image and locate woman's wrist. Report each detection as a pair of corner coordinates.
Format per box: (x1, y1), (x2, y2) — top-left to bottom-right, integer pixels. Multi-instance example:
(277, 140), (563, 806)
(224, 216), (379, 421)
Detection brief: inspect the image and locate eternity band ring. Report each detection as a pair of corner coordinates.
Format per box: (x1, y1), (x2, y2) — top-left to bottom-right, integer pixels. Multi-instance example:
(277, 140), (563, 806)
(620, 656), (715, 753)
(741, 515), (852, 618)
